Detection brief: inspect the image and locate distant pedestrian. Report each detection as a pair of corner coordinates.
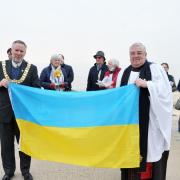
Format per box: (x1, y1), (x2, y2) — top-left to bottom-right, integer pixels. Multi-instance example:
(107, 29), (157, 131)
(177, 79), (180, 92)
(161, 62), (176, 92)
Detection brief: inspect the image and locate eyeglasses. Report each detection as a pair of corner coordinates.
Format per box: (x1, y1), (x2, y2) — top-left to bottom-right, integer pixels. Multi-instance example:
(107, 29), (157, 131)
(96, 56), (102, 59)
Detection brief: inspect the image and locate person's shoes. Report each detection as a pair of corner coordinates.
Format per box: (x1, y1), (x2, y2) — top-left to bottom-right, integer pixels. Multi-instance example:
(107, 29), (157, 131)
(2, 174), (13, 180)
(23, 173), (33, 180)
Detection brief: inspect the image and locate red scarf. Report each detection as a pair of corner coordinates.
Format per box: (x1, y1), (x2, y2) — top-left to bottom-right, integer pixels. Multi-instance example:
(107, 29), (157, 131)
(104, 67), (121, 88)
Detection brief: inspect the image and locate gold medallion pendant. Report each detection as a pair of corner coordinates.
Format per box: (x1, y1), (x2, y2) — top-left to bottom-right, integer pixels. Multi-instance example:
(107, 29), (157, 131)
(2, 61), (31, 84)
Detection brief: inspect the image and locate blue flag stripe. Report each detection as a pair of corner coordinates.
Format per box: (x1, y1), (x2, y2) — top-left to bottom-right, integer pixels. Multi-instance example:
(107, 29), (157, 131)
(9, 83), (139, 128)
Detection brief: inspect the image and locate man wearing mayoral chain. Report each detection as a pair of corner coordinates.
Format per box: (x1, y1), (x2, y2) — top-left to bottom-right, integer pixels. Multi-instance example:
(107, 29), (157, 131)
(0, 40), (40, 180)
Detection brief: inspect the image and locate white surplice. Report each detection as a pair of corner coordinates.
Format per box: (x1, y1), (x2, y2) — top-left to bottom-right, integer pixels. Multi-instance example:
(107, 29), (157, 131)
(116, 63), (173, 162)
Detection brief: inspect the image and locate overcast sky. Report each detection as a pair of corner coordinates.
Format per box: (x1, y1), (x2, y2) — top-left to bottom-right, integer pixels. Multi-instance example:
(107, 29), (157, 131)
(0, 0), (179, 90)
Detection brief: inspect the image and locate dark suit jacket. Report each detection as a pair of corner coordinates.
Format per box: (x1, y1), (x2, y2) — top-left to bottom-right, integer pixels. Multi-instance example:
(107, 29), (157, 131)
(0, 60), (40, 123)
(61, 64), (74, 90)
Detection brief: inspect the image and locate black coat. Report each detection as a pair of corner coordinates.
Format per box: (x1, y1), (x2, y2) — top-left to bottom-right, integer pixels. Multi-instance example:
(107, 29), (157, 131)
(0, 60), (40, 123)
(167, 73), (176, 92)
(61, 63), (74, 90)
(177, 80), (180, 92)
(86, 63), (108, 91)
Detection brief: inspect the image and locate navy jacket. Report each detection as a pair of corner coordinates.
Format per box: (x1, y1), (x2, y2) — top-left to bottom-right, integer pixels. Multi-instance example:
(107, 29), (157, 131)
(87, 63), (108, 91)
(40, 64), (68, 90)
(61, 63), (74, 90)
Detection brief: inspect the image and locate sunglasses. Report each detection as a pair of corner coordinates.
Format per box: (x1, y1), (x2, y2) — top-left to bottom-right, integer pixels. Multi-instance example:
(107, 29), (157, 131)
(96, 56), (103, 59)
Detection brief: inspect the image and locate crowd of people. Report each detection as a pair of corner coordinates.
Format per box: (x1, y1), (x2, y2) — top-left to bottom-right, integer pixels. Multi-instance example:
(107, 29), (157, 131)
(0, 40), (179, 180)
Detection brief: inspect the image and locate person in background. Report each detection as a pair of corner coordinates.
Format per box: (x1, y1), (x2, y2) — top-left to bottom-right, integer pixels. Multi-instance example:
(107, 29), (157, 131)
(58, 54), (74, 91)
(7, 48), (12, 60)
(98, 58), (121, 89)
(86, 51), (108, 91)
(177, 79), (180, 132)
(0, 40), (40, 180)
(40, 54), (68, 91)
(177, 79), (180, 92)
(161, 62), (176, 92)
(0, 48), (12, 140)
(116, 42), (172, 180)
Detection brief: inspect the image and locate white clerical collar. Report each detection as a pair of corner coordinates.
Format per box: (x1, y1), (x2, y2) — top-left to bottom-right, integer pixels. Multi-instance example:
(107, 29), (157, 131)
(12, 60), (23, 68)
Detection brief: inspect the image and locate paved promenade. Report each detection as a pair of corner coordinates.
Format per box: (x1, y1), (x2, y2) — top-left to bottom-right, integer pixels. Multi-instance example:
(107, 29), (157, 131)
(0, 104), (180, 179)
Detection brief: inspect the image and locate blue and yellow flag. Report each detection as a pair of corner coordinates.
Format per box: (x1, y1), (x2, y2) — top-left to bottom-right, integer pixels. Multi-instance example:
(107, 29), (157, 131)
(9, 83), (140, 168)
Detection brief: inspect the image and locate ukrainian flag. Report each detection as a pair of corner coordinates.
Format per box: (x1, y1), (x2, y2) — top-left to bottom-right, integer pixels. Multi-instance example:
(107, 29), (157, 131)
(9, 83), (140, 168)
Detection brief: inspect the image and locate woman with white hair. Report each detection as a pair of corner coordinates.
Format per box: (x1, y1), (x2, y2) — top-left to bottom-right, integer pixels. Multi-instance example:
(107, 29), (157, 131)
(40, 54), (68, 91)
(97, 59), (121, 88)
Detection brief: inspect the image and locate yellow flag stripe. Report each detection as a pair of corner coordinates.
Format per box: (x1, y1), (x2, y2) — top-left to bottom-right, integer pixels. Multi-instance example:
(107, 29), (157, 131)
(18, 119), (140, 168)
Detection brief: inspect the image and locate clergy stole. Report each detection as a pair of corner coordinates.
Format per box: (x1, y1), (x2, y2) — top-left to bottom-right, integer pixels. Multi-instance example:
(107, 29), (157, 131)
(120, 61), (152, 171)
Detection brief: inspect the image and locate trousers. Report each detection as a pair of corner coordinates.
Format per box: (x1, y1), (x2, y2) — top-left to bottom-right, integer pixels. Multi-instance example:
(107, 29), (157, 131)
(1, 118), (31, 176)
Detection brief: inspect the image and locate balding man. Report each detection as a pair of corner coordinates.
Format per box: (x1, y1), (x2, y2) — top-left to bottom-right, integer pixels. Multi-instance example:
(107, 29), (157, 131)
(116, 43), (172, 180)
